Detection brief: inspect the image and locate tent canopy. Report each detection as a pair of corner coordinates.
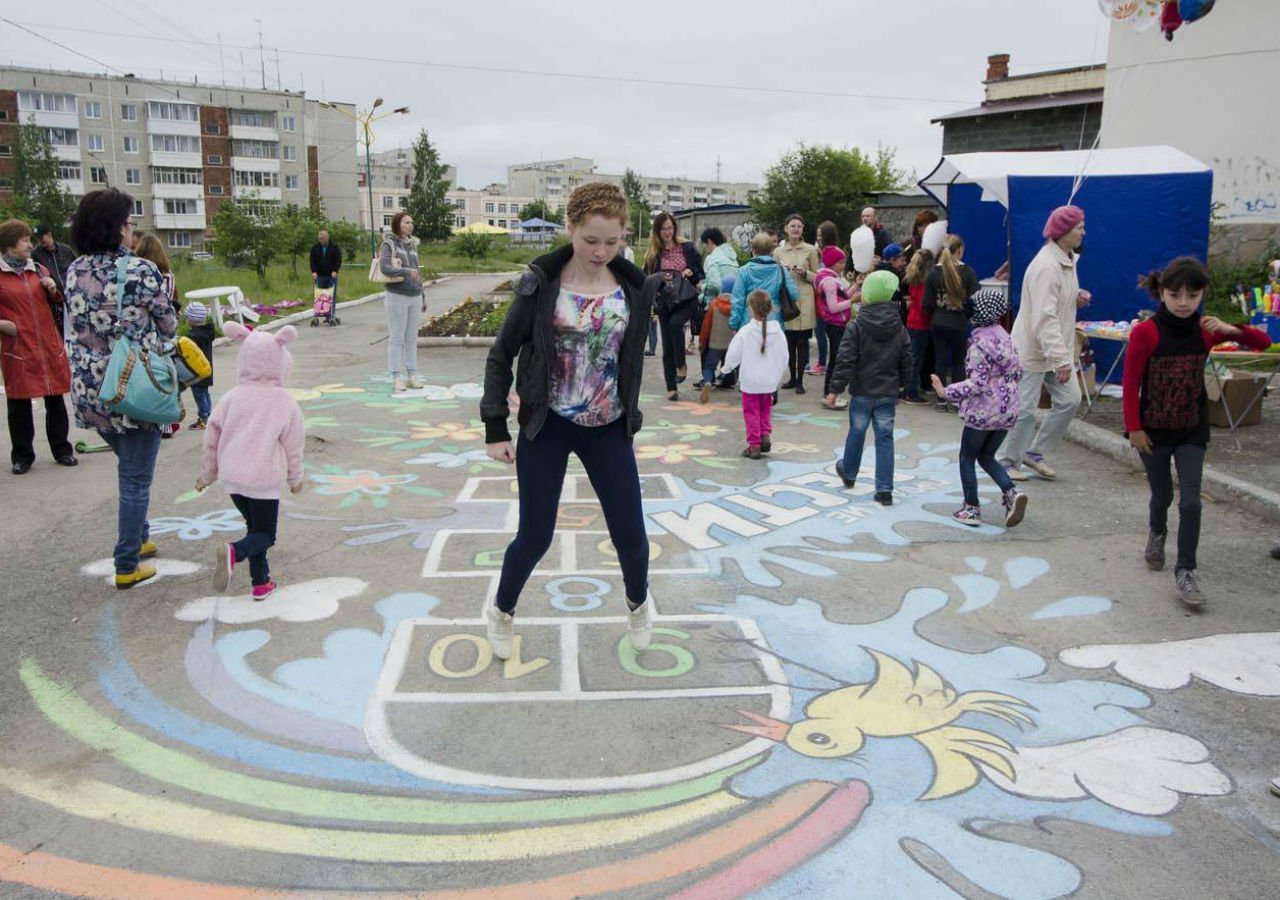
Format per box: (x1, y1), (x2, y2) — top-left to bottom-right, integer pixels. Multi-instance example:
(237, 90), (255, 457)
(518, 217), (564, 231)
(918, 146), (1214, 383)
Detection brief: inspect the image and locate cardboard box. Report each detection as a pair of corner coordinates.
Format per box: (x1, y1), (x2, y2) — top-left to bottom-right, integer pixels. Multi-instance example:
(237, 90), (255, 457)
(1205, 370), (1266, 428)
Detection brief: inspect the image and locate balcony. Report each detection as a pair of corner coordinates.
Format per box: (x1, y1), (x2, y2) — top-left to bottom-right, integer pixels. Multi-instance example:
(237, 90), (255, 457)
(150, 151), (202, 169)
(26, 108), (78, 130)
(52, 145), (81, 162)
(58, 178), (85, 196)
(229, 124), (279, 142)
(231, 156), (280, 173)
(153, 182), (204, 200)
(153, 213), (207, 230)
(233, 184), (282, 201)
(146, 118), (201, 138)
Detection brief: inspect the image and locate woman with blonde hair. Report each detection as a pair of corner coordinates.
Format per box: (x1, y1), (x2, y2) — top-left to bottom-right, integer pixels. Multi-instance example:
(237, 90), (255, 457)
(644, 212), (703, 400)
(481, 182), (662, 661)
(922, 235), (978, 410)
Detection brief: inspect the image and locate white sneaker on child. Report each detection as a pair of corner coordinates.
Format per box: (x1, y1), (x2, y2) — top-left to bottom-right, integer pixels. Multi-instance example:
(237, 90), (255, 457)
(627, 598), (654, 651)
(486, 603), (514, 660)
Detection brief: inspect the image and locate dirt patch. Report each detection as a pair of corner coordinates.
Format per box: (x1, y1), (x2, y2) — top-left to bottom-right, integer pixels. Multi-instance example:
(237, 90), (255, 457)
(422, 297), (513, 337)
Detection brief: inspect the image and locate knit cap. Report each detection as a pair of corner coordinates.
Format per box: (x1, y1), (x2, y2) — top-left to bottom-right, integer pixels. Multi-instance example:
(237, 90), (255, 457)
(720, 272), (736, 296)
(882, 243), (903, 260)
(861, 270), (899, 304)
(965, 287), (1009, 328)
(821, 246), (846, 269)
(185, 301), (209, 325)
(1043, 205), (1084, 241)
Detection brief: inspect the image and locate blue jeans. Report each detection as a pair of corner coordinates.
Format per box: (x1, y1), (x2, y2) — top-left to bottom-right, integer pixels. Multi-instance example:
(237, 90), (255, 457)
(702, 348), (725, 386)
(99, 428), (162, 574)
(907, 328), (931, 399)
(959, 426), (1014, 506)
(190, 385), (212, 421)
(843, 394), (897, 493)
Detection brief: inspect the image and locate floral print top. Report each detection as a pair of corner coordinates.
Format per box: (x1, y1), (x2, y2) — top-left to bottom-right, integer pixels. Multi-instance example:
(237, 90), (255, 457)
(66, 250), (177, 433)
(942, 324), (1023, 431)
(549, 286), (630, 427)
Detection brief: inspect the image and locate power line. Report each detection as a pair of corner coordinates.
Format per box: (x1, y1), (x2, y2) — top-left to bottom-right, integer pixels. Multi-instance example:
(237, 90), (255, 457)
(11, 20), (977, 106)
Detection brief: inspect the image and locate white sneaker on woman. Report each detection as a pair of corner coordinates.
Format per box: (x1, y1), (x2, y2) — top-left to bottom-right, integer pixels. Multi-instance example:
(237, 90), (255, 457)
(627, 598), (654, 651)
(405, 374), (424, 390)
(393, 376), (407, 393)
(486, 604), (514, 660)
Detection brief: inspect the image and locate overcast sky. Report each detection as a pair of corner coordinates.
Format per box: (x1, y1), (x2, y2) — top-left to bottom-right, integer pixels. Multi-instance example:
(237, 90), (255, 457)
(9, 1), (1110, 189)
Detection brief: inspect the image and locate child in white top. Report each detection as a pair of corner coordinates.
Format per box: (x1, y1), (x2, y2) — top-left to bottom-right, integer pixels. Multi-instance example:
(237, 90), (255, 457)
(722, 290), (790, 459)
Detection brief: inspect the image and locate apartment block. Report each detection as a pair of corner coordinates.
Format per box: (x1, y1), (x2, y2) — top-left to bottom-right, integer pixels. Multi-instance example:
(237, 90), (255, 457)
(0, 65), (360, 252)
(507, 157), (759, 214)
(356, 148), (458, 233)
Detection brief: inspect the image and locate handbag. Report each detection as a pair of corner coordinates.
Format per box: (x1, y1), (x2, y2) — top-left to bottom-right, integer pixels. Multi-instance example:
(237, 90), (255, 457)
(99, 257), (182, 424)
(776, 265), (801, 322)
(655, 271), (697, 314)
(368, 242), (404, 284)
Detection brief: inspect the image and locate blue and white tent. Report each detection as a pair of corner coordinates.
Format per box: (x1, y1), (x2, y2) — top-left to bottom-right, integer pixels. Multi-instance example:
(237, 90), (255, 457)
(920, 147), (1213, 380)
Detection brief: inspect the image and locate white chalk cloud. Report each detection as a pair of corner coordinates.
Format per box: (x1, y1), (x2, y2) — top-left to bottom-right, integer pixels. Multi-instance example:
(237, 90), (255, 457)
(174, 577), (368, 624)
(1060, 632), (1280, 697)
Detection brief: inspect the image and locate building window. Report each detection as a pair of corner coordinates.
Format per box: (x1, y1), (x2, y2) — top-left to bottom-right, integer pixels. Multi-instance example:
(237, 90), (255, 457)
(151, 134), (200, 154)
(120, 104), (137, 121)
(382, 196), (395, 209)
(204, 123), (220, 134)
(455, 216), (466, 227)
(498, 203), (507, 213)
(233, 170), (279, 188)
(125, 168), (141, 185)
(488, 219), (495, 226)
(133, 200), (144, 215)
(382, 215), (392, 227)
(58, 163), (82, 181)
(498, 219), (507, 228)
(284, 174), (299, 190)
(398, 196), (408, 208)
(152, 167), (203, 185)
(84, 100), (102, 119)
(282, 145), (296, 161)
(207, 154), (223, 165)
(43, 127), (78, 147)
(167, 232), (192, 249)
(230, 139), (278, 159)
(18, 91), (76, 113)
(484, 202), (495, 213)
(146, 101), (198, 122)
(510, 205), (521, 218)
(123, 136), (139, 153)
(230, 110), (275, 128)
(164, 199), (199, 215)
(0, 177), (11, 189)
(87, 134), (104, 152)
(208, 185), (224, 195)
(280, 115), (296, 132)
(89, 166), (108, 185)
(0, 144), (11, 157)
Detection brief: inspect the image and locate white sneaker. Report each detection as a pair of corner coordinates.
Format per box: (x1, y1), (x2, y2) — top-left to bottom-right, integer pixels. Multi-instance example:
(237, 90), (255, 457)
(486, 604), (514, 660)
(1022, 454), (1057, 480)
(627, 598), (654, 651)
(1270, 776), (1280, 797)
(405, 374), (424, 390)
(393, 376), (407, 393)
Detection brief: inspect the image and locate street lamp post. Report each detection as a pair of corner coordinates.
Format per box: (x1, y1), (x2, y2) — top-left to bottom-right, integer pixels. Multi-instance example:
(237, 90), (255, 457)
(319, 97), (409, 257)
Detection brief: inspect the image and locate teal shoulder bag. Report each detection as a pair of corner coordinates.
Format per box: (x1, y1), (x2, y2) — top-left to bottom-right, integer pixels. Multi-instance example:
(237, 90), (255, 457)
(99, 257), (182, 424)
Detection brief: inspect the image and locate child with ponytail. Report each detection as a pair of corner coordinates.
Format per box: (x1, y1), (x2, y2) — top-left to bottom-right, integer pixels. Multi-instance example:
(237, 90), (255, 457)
(1123, 256), (1271, 607)
(722, 289), (789, 459)
(923, 235), (979, 410)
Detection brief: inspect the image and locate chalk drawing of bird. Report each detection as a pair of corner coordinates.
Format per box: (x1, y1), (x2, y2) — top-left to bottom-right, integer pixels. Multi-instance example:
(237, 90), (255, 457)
(724, 648), (1035, 800)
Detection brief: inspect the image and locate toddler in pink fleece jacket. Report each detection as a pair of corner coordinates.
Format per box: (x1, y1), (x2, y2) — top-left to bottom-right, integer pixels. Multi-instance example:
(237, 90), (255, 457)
(195, 322), (305, 600)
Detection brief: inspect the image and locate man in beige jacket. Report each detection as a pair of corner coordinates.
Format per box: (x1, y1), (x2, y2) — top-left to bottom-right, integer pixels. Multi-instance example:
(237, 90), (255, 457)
(1000, 206), (1089, 480)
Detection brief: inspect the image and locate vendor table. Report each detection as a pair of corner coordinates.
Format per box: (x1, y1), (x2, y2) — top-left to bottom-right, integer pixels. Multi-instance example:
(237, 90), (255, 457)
(1076, 327), (1280, 450)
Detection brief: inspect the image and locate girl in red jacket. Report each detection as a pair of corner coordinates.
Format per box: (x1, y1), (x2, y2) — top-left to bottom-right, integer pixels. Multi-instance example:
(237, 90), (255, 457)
(1124, 256), (1271, 607)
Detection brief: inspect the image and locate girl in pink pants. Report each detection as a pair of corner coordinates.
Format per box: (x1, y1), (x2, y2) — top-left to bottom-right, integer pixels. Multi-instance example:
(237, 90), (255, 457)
(722, 290), (790, 459)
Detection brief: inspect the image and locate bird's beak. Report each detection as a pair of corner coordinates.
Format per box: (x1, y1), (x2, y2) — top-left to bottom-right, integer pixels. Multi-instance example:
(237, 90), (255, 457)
(720, 710), (790, 742)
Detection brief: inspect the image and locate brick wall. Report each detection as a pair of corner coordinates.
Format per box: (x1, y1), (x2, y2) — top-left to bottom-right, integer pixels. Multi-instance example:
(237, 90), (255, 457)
(307, 144), (319, 196)
(941, 104), (1102, 155)
(0, 90), (17, 194)
(987, 68), (1106, 102)
(200, 106), (231, 221)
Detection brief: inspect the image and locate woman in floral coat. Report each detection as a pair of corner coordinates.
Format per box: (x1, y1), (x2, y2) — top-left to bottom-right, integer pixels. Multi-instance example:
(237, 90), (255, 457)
(65, 189), (177, 589)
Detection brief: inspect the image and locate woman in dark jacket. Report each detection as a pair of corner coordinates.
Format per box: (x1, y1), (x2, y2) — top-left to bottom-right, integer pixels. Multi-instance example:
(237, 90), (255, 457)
(923, 234), (979, 411)
(643, 212), (704, 400)
(0, 219), (75, 474)
(480, 182), (661, 663)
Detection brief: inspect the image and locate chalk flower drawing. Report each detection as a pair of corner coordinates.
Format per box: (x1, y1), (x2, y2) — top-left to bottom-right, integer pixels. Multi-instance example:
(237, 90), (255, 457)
(308, 466), (439, 509)
(288, 382), (365, 402)
(148, 509), (245, 541)
(634, 443), (716, 465)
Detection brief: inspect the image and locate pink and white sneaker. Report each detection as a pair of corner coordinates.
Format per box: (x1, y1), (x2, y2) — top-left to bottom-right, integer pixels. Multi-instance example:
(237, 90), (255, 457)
(212, 543), (235, 592)
(252, 580), (278, 601)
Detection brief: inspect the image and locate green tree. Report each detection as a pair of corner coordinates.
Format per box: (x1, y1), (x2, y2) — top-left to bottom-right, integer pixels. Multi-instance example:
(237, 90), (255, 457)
(620, 168), (651, 241)
(452, 232), (492, 261)
(405, 129), (454, 241)
(209, 198), (279, 283)
(324, 219), (365, 262)
(0, 123), (75, 237)
(273, 203), (324, 277)
(751, 144), (907, 242)
(520, 199), (563, 225)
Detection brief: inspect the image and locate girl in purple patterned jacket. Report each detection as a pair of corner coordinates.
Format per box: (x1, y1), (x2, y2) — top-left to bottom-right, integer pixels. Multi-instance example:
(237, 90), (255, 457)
(932, 288), (1028, 528)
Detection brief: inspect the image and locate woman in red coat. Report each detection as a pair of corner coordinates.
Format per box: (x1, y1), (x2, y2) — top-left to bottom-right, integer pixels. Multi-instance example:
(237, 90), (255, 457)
(0, 219), (75, 474)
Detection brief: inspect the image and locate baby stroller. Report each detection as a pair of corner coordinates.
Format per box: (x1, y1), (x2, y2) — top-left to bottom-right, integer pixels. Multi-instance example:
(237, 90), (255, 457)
(311, 278), (340, 327)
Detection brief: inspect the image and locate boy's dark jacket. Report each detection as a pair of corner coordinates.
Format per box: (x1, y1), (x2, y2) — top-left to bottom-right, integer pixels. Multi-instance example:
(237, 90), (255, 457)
(480, 244), (660, 444)
(827, 302), (913, 397)
(187, 322), (216, 388)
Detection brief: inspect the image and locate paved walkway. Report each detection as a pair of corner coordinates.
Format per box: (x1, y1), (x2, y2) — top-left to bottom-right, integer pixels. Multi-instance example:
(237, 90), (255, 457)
(1, 285), (1278, 899)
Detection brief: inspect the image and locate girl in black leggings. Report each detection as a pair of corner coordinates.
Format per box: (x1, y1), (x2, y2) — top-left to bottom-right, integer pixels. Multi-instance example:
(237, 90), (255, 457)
(480, 182), (661, 662)
(923, 234), (979, 411)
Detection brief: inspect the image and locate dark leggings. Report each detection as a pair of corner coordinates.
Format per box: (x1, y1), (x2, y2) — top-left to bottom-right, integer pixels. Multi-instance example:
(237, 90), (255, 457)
(659, 303), (697, 391)
(230, 494), (280, 586)
(496, 413), (649, 613)
(958, 427), (1015, 506)
(1140, 442), (1204, 571)
(6, 395), (72, 466)
(821, 322), (845, 395)
(786, 329), (812, 383)
(931, 324), (969, 387)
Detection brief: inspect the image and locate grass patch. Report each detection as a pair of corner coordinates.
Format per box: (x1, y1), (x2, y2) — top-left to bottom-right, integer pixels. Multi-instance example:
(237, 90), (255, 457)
(423, 297), (513, 337)
(171, 257), (382, 311)
(418, 240), (539, 273)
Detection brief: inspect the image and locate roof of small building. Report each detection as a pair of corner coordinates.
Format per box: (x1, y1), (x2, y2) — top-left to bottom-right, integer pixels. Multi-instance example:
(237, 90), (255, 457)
(931, 89), (1103, 124)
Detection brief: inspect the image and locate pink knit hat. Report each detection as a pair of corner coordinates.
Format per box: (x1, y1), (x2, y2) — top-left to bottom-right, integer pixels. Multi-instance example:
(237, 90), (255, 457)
(1043, 205), (1085, 240)
(821, 246), (846, 268)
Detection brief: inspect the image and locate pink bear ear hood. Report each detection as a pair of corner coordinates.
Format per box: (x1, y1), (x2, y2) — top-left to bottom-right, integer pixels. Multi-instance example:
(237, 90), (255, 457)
(235, 324), (297, 385)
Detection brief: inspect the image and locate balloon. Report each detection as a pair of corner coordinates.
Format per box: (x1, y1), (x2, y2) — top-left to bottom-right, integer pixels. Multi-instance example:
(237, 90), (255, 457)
(1097, 0), (1161, 31)
(849, 226), (875, 273)
(1178, 0), (1215, 22)
(921, 221), (948, 256)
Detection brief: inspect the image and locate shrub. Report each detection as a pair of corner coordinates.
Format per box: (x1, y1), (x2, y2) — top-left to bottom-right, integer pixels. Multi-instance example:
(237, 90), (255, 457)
(453, 232), (493, 261)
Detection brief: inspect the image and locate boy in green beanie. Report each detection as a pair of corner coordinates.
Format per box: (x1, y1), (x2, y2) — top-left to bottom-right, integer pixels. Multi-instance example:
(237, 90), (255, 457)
(825, 270), (913, 504)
